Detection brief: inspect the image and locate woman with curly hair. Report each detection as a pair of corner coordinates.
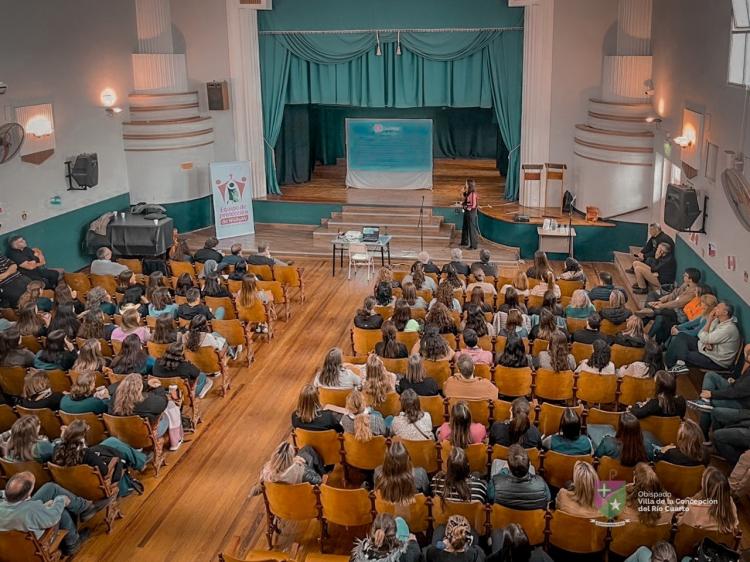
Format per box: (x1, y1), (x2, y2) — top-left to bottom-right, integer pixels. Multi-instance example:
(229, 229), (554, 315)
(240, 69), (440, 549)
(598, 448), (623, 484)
(618, 463), (673, 526)
(85, 285), (116, 316)
(373, 266), (400, 294)
(351, 513), (420, 562)
(152, 341), (212, 399)
(17, 280), (52, 312)
(443, 264), (466, 291)
(16, 302), (48, 338)
(413, 324), (455, 362)
(425, 302), (457, 335)
(576, 339), (615, 375)
(429, 282), (462, 314)
(462, 304), (494, 338)
(362, 354), (397, 408)
(424, 515), (483, 562)
(78, 308), (115, 340)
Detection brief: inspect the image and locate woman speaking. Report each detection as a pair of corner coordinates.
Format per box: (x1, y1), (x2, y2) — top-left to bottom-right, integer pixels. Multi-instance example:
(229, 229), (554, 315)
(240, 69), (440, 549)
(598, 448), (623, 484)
(462, 179), (479, 250)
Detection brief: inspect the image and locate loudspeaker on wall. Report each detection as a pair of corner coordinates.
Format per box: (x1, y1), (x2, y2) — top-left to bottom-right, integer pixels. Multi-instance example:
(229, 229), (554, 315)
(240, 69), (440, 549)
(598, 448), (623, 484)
(207, 81), (229, 111)
(664, 184), (701, 231)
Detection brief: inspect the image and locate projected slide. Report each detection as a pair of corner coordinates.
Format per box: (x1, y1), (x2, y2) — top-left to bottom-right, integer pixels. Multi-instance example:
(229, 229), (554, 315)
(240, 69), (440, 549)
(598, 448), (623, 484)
(345, 118), (433, 190)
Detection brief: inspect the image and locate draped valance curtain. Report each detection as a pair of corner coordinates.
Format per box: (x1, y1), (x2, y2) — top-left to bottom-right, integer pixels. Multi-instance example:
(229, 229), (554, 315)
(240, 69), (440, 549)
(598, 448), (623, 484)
(258, 29), (523, 199)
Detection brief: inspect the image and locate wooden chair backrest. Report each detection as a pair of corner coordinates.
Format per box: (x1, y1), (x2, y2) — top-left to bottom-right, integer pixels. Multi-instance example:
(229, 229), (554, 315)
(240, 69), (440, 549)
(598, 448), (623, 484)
(492, 399), (512, 422)
(111, 339), (123, 354)
(596, 456), (635, 483)
(599, 319), (622, 336)
(473, 363), (492, 381)
(489, 504), (546, 545)
(585, 407), (621, 429)
(169, 261), (196, 278)
(537, 403), (584, 437)
(541, 450), (593, 489)
(530, 338), (549, 357)
(256, 280), (286, 305)
(319, 484), (373, 527)
(245, 264), (272, 281)
(263, 481), (319, 521)
(239, 550), (294, 562)
(374, 492), (430, 533)
(0, 528), (65, 562)
(292, 429), (341, 467)
(592, 300), (607, 311)
(609, 521), (672, 556)
(351, 327), (381, 355)
(58, 411), (108, 445)
(442, 333), (458, 351)
(617, 375), (655, 407)
(639, 415), (681, 446)
(548, 510), (607, 553)
(0, 459), (51, 492)
(423, 360), (452, 388)
(564, 318), (587, 336)
(493, 366), (532, 398)
(611, 344), (646, 369)
(380, 358), (408, 375)
(557, 280), (584, 298)
(430, 499), (485, 531)
(0, 366), (26, 397)
(491, 444), (541, 470)
(526, 295), (544, 311)
(117, 258), (143, 274)
(653, 461), (704, 498)
(45, 370), (71, 393)
(416, 289), (433, 303)
(0, 404), (18, 433)
(211, 319), (248, 347)
(342, 433), (387, 470)
(75, 338), (114, 358)
(20, 335), (41, 353)
(373, 392), (401, 418)
(534, 368), (574, 401)
(205, 296), (237, 320)
(185, 346), (222, 374)
(570, 341), (594, 364)
(673, 524), (740, 559)
(318, 387), (350, 408)
(146, 341), (171, 359)
(575, 372), (618, 405)
(48, 462), (112, 501)
(15, 407), (62, 439)
(419, 395), (447, 426)
(447, 398), (491, 427)
(394, 438), (439, 474)
(237, 300), (267, 324)
(64, 271), (92, 294)
(273, 265), (302, 287)
(440, 442), (488, 475)
(395, 331), (420, 352)
(89, 274), (118, 295)
(102, 414), (154, 450)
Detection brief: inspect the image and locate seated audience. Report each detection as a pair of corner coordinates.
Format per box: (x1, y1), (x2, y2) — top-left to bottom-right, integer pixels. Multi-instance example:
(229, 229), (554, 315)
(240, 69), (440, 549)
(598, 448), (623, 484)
(565, 289), (595, 319)
(374, 279), (394, 307)
(535, 331), (576, 372)
(0, 254), (31, 308)
(471, 249), (498, 278)
(148, 287), (178, 318)
(677, 467), (738, 534)
(111, 308), (150, 345)
(600, 289), (631, 325)
(666, 302), (741, 373)
(168, 229), (193, 263)
(177, 288), (214, 322)
(443, 265), (466, 291)
(455, 329), (493, 366)
(7, 236), (59, 289)
(424, 303), (458, 336)
(528, 308), (557, 341)
(184, 314), (229, 358)
(437, 401), (486, 445)
(413, 325), (454, 362)
(78, 308), (115, 341)
(60, 371), (108, 414)
(218, 243), (245, 271)
(48, 302), (80, 340)
(462, 304), (493, 338)
(654, 419), (706, 466)
(193, 237), (223, 264)
(362, 355), (397, 409)
(291, 384), (340, 431)
(576, 340), (615, 375)
(618, 463), (673, 526)
(525, 250), (551, 281)
(391, 299), (420, 332)
(0, 415), (54, 462)
(572, 313), (612, 345)
(55, 281), (83, 315)
(489, 444), (550, 510)
(90, 247), (128, 276)
(417, 251), (441, 275)
(494, 306), (530, 339)
(341, 389), (386, 437)
(314, 347), (361, 389)
(0, 326), (35, 367)
(396, 355), (439, 396)
(555, 461), (600, 518)
(444, 355), (497, 400)
(632, 242), (676, 295)
(593, 412), (650, 464)
(34, 330), (77, 371)
(466, 268), (496, 296)
(559, 257), (587, 285)
(174, 273), (196, 297)
(489, 397), (541, 448)
(152, 315), (178, 344)
(402, 261), (436, 293)
(588, 271), (628, 304)
(111, 334), (154, 375)
(613, 316), (646, 348)
(202, 273), (231, 300)
(248, 242), (288, 266)
(354, 296), (383, 330)
(374, 441), (430, 500)
(491, 523), (553, 562)
(630, 223), (675, 267)
(424, 515), (485, 562)
(638, 268), (702, 338)
(495, 336), (531, 368)
(17, 280), (52, 313)
(442, 248), (470, 276)
(618, 340), (663, 378)
(71, 338), (109, 374)
(153, 341), (212, 399)
(401, 282), (427, 310)
(432, 446), (488, 503)
(375, 320), (408, 359)
(389, 390), (434, 441)
(18, 370), (62, 411)
(499, 271), (530, 299)
(529, 270), (560, 299)
(464, 286), (493, 314)
(542, 407), (593, 454)
(16, 302), (48, 338)
(258, 440), (324, 487)
(352, 514), (420, 562)
(629, 370), (686, 418)
(372, 267), (400, 295)
(115, 270), (146, 313)
(0, 471), (96, 555)
(429, 282), (462, 314)
(85, 286), (116, 316)
(664, 293), (718, 346)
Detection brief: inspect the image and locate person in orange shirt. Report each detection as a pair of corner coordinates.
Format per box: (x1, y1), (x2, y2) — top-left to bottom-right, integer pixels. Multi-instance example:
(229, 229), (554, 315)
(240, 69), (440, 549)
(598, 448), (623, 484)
(640, 269), (703, 343)
(443, 355), (497, 401)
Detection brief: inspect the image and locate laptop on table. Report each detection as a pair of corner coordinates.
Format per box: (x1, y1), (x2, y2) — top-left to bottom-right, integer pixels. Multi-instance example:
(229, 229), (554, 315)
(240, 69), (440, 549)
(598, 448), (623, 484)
(362, 226), (380, 242)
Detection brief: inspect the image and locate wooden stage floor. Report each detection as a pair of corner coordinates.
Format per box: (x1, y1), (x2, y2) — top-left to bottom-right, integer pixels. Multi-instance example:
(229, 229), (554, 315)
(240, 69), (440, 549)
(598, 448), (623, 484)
(75, 258), (745, 562)
(262, 158), (608, 228)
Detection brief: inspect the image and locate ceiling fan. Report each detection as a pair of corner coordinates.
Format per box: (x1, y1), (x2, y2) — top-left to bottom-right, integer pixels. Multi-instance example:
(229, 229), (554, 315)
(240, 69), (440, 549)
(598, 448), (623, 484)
(0, 122), (24, 164)
(721, 86), (750, 232)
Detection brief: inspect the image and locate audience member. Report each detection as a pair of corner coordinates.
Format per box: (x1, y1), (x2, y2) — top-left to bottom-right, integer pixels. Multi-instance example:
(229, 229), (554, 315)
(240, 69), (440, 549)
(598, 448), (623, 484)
(174, 273), (196, 297)
(341, 389), (386, 438)
(34, 330), (77, 371)
(564, 289), (595, 319)
(489, 444), (550, 510)
(489, 397), (541, 448)
(90, 247), (128, 276)
(152, 341), (212, 399)
(600, 289), (631, 325)
(499, 271), (530, 299)
(375, 320), (408, 359)
(542, 407), (593, 454)
(361, 355), (396, 409)
(443, 265), (466, 291)
(618, 463), (673, 526)
(0, 415), (53, 462)
(555, 461), (600, 518)
(60, 371), (108, 414)
(676, 467), (738, 534)
(663, 293), (718, 346)
(18, 370), (63, 411)
(414, 325), (455, 362)
(593, 412), (650, 464)
(431, 447), (487, 503)
(464, 286), (493, 314)
(110, 334), (153, 375)
(168, 229), (193, 263)
(374, 441), (430, 500)
(177, 288), (214, 322)
(314, 347), (361, 389)
(629, 371), (686, 418)
(462, 304), (494, 338)
(259, 441), (324, 486)
(354, 296), (384, 329)
(617, 340), (663, 379)
(111, 308), (150, 345)
(629, 223), (674, 270)
(16, 302), (48, 338)
(636, 268), (701, 326)
(7, 236), (60, 289)
(151, 315), (178, 344)
(48, 302), (80, 340)
(424, 515), (485, 562)
(572, 313), (612, 345)
(402, 261), (436, 293)
(291, 384), (341, 431)
(491, 523), (553, 562)
(559, 257), (587, 286)
(455, 329), (493, 366)
(495, 336), (531, 368)
(396, 355), (439, 396)
(588, 272), (627, 303)
(248, 242), (288, 266)
(444, 354), (497, 400)
(71, 338), (109, 374)
(78, 308), (114, 341)
(0, 253), (31, 308)
(466, 268), (496, 296)
(0, 326), (35, 367)
(535, 331), (576, 372)
(471, 249), (498, 278)
(525, 251), (551, 281)
(529, 270), (560, 299)
(429, 282), (462, 314)
(85, 286), (116, 316)
(654, 419), (706, 466)
(632, 242), (676, 295)
(219, 243), (245, 271)
(613, 316), (646, 348)
(391, 299), (420, 332)
(576, 340), (615, 375)
(417, 251), (441, 275)
(437, 401), (486, 445)
(624, 541), (677, 562)
(401, 282), (427, 309)
(193, 237), (223, 264)
(424, 302), (458, 335)
(442, 248), (470, 276)
(389, 390), (434, 441)
(351, 514), (420, 562)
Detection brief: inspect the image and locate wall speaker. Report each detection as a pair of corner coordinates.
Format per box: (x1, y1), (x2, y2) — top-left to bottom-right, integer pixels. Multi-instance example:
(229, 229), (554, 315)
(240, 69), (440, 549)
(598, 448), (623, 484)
(664, 184), (701, 231)
(70, 153), (98, 189)
(207, 81), (229, 111)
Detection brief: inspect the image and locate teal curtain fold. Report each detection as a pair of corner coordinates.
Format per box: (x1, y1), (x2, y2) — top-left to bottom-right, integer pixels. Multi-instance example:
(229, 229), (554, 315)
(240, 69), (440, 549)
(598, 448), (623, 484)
(274, 33), (375, 64)
(399, 30), (499, 61)
(260, 35), (292, 195)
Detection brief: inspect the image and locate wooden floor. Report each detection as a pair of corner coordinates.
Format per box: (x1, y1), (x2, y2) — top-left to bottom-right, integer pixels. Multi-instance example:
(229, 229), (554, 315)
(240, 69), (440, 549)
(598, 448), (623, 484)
(261, 158), (612, 228)
(75, 259), (742, 562)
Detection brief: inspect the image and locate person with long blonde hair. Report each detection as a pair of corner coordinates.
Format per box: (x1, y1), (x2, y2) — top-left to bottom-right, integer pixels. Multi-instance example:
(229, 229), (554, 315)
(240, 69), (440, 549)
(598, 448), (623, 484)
(500, 270), (530, 299)
(258, 441), (324, 486)
(362, 354), (396, 407)
(614, 315), (646, 348)
(0, 415), (53, 462)
(555, 460), (600, 518)
(565, 289), (595, 319)
(619, 463), (672, 526)
(655, 419), (706, 466)
(60, 371), (108, 414)
(313, 347), (361, 389)
(396, 354), (439, 396)
(677, 466), (739, 534)
(341, 389), (385, 440)
(236, 273), (272, 308)
(529, 270), (560, 299)
(291, 384), (340, 431)
(374, 441), (430, 504)
(72, 338), (108, 374)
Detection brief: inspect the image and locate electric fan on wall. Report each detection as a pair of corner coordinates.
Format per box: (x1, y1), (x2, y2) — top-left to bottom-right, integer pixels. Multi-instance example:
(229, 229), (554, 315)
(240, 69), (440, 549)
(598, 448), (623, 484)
(722, 87), (750, 232)
(0, 122), (24, 164)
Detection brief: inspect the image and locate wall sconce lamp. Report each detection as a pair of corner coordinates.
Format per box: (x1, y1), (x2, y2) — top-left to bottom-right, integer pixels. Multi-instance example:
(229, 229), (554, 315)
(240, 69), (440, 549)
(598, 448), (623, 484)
(645, 116), (662, 123)
(100, 88), (122, 117)
(25, 115), (54, 138)
(672, 135), (694, 148)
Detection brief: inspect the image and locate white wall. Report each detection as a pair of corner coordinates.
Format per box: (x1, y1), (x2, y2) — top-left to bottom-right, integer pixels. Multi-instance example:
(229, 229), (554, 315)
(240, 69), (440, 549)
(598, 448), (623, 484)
(0, 0), (136, 233)
(171, 0), (236, 163)
(548, 0), (619, 167)
(652, 0), (750, 304)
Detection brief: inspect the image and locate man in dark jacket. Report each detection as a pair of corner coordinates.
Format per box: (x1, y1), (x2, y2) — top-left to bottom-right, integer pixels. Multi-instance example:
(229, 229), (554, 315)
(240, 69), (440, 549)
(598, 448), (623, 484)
(247, 242), (288, 266)
(193, 237), (223, 264)
(470, 249), (498, 277)
(572, 313), (613, 345)
(632, 242), (676, 295)
(490, 444), (550, 510)
(627, 223), (674, 273)
(6, 236), (60, 289)
(417, 251), (441, 275)
(588, 272), (628, 303)
(442, 247), (470, 276)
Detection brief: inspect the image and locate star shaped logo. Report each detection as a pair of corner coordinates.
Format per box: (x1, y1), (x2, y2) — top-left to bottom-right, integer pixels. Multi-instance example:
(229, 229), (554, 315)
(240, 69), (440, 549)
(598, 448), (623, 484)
(595, 480), (626, 518)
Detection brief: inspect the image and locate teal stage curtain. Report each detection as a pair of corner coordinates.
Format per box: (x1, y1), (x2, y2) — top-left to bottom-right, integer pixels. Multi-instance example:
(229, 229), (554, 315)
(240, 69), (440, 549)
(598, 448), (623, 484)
(259, 29), (523, 198)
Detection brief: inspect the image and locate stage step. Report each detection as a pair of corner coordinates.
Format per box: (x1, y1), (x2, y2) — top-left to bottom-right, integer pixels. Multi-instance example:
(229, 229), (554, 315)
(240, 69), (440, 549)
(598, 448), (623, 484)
(312, 226), (454, 244)
(334, 211), (444, 226)
(341, 205), (434, 216)
(613, 250), (648, 309)
(322, 220), (444, 234)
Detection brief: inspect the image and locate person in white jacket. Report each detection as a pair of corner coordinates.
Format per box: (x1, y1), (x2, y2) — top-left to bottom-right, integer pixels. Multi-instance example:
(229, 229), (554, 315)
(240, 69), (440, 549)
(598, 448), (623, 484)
(667, 302), (741, 373)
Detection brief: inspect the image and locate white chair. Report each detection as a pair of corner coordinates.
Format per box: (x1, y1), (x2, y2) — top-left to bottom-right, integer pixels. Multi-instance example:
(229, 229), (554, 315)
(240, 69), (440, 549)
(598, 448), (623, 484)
(348, 243), (374, 280)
